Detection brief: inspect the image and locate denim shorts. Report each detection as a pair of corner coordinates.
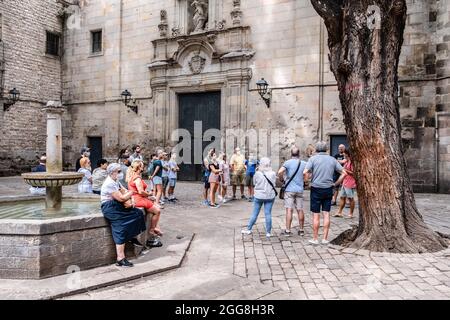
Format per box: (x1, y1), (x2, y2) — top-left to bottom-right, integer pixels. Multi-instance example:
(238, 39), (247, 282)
(153, 176), (163, 185)
(310, 187), (333, 213)
(162, 176), (169, 188)
(339, 187), (356, 198)
(169, 178), (177, 187)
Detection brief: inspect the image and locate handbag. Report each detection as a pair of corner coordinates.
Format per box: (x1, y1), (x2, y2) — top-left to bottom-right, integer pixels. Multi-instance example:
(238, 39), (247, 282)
(263, 173), (278, 197)
(279, 160), (302, 200)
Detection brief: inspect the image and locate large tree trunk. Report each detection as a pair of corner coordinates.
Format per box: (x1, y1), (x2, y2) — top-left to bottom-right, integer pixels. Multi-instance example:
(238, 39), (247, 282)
(311, 0), (447, 252)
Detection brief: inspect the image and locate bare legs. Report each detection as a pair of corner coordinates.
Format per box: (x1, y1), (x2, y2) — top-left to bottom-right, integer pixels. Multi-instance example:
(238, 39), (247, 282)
(155, 184), (163, 206)
(312, 212), (330, 241)
(116, 244), (125, 261)
(210, 182), (219, 205)
(336, 197), (355, 218)
(146, 205), (162, 236)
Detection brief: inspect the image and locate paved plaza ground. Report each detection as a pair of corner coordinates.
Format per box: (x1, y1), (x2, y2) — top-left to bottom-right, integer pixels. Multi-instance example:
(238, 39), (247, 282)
(0, 176), (449, 300)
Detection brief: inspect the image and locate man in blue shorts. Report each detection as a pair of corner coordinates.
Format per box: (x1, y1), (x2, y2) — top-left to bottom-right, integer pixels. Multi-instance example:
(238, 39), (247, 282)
(304, 141), (344, 245)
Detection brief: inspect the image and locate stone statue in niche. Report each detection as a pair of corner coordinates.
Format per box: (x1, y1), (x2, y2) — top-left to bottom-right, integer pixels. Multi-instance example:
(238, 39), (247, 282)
(191, 0), (208, 33)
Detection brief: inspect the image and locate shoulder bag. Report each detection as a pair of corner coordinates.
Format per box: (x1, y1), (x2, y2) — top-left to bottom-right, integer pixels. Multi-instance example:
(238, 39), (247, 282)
(279, 160), (301, 199)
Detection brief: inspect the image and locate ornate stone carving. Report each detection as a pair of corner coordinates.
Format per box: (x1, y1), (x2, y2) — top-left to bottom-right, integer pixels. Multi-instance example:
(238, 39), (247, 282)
(231, 0), (242, 26)
(158, 10), (169, 37)
(172, 27), (181, 37)
(191, 0), (208, 33)
(188, 52), (206, 74)
(215, 19), (226, 30)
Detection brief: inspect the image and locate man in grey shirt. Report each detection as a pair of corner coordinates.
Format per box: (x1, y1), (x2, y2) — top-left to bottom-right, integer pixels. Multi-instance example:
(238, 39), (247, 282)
(304, 141), (344, 245)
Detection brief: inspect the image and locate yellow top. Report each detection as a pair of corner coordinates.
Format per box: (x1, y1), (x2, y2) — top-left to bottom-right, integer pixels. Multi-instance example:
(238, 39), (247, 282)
(230, 153), (245, 172)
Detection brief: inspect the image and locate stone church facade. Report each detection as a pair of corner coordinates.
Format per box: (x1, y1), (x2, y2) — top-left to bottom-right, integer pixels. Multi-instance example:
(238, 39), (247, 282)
(0, 0), (449, 192)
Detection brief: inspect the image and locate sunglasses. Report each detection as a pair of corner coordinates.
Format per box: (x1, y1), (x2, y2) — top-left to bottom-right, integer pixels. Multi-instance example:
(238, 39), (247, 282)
(117, 170), (122, 173)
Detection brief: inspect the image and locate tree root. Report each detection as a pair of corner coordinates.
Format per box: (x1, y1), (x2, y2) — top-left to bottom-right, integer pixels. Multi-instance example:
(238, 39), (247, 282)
(332, 227), (449, 253)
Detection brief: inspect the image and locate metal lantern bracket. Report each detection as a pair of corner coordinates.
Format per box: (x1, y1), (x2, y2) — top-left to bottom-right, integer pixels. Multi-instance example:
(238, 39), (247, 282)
(256, 78), (271, 108)
(121, 89), (138, 114)
(3, 88), (20, 112)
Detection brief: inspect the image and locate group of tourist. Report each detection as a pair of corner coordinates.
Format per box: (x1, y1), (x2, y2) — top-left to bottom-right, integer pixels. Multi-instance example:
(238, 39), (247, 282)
(69, 145), (180, 267)
(75, 145), (180, 208)
(29, 141), (356, 267)
(240, 142), (357, 246)
(202, 147), (260, 208)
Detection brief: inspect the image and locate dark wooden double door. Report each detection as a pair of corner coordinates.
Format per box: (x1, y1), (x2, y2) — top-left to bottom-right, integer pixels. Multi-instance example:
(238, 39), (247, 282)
(178, 91), (221, 181)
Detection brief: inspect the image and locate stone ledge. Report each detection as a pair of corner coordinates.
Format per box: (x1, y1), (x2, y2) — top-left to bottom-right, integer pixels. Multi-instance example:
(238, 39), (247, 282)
(0, 232), (194, 300)
(0, 214), (108, 235)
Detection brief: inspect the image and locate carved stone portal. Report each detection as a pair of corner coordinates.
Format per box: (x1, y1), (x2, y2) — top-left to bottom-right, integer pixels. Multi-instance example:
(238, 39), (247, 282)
(188, 52), (206, 74)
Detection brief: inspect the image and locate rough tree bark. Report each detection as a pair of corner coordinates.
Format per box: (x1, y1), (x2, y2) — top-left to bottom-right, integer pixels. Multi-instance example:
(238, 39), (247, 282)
(310, 0), (447, 252)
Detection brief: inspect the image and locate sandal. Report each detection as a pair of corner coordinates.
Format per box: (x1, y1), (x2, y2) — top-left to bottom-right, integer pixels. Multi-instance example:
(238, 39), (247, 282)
(153, 228), (164, 236)
(332, 213), (344, 217)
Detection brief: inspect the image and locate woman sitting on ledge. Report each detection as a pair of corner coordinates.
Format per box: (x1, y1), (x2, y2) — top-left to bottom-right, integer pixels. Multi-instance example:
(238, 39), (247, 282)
(127, 159), (164, 243)
(100, 163), (147, 267)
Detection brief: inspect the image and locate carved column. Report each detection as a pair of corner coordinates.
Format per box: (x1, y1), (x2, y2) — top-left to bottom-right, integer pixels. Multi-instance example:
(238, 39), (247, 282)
(231, 0), (242, 26)
(158, 10), (168, 37)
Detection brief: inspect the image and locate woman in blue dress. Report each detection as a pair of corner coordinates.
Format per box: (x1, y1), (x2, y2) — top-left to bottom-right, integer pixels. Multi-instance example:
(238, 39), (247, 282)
(100, 163), (147, 267)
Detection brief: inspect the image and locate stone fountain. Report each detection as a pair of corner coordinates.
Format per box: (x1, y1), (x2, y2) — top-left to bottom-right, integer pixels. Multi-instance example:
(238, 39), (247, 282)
(0, 101), (119, 279)
(21, 101), (83, 210)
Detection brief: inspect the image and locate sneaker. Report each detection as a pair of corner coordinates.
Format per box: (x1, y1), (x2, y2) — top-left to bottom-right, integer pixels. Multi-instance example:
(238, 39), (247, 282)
(232, 195), (237, 200)
(217, 195), (223, 202)
(116, 258), (133, 267)
(159, 200), (165, 205)
(202, 200), (209, 206)
(266, 233), (271, 238)
(146, 238), (163, 248)
(163, 197), (169, 201)
(298, 229), (305, 236)
(241, 195), (247, 200)
(309, 239), (320, 245)
(248, 197), (254, 202)
(241, 229), (252, 235)
(209, 203), (220, 208)
(281, 230), (292, 236)
(321, 239), (330, 245)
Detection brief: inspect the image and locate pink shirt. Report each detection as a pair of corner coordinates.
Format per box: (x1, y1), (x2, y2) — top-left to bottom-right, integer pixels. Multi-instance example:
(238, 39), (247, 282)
(343, 161), (356, 189)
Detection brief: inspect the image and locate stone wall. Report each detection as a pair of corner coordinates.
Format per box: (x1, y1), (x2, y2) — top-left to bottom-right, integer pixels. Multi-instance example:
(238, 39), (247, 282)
(0, 0), (449, 192)
(0, 0), (63, 175)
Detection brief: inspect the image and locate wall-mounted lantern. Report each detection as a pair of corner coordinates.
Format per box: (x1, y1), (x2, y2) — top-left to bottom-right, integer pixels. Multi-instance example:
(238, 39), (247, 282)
(121, 89), (138, 114)
(256, 78), (271, 108)
(3, 88), (20, 111)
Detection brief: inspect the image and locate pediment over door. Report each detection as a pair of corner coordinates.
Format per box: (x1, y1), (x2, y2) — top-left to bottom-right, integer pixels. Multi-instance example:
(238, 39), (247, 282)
(149, 0), (254, 79)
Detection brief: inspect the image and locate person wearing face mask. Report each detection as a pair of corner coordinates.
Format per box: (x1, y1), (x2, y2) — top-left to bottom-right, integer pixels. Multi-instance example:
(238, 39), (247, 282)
(230, 147), (246, 200)
(208, 152), (222, 208)
(244, 153), (259, 202)
(100, 163), (147, 267)
(75, 147), (91, 171)
(77, 157), (93, 193)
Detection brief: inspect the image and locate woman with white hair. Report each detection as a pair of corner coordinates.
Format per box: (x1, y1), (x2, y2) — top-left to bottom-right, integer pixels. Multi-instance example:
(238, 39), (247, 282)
(100, 163), (147, 267)
(241, 157), (277, 238)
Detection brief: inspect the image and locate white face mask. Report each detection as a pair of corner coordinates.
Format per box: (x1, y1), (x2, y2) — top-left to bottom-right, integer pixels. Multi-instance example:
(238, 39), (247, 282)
(117, 173), (124, 181)
(236, 150), (241, 155)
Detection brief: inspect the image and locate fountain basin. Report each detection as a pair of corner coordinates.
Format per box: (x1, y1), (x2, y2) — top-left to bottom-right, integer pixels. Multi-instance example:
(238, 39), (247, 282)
(0, 197), (121, 279)
(21, 172), (84, 187)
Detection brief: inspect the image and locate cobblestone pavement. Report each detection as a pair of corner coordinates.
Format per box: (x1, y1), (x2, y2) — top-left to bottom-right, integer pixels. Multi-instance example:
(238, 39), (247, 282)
(0, 176), (449, 299)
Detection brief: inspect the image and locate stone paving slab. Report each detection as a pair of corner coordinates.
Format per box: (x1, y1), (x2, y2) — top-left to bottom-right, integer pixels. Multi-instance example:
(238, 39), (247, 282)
(234, 204), (450, 300)
(0, 231), (194, 300)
